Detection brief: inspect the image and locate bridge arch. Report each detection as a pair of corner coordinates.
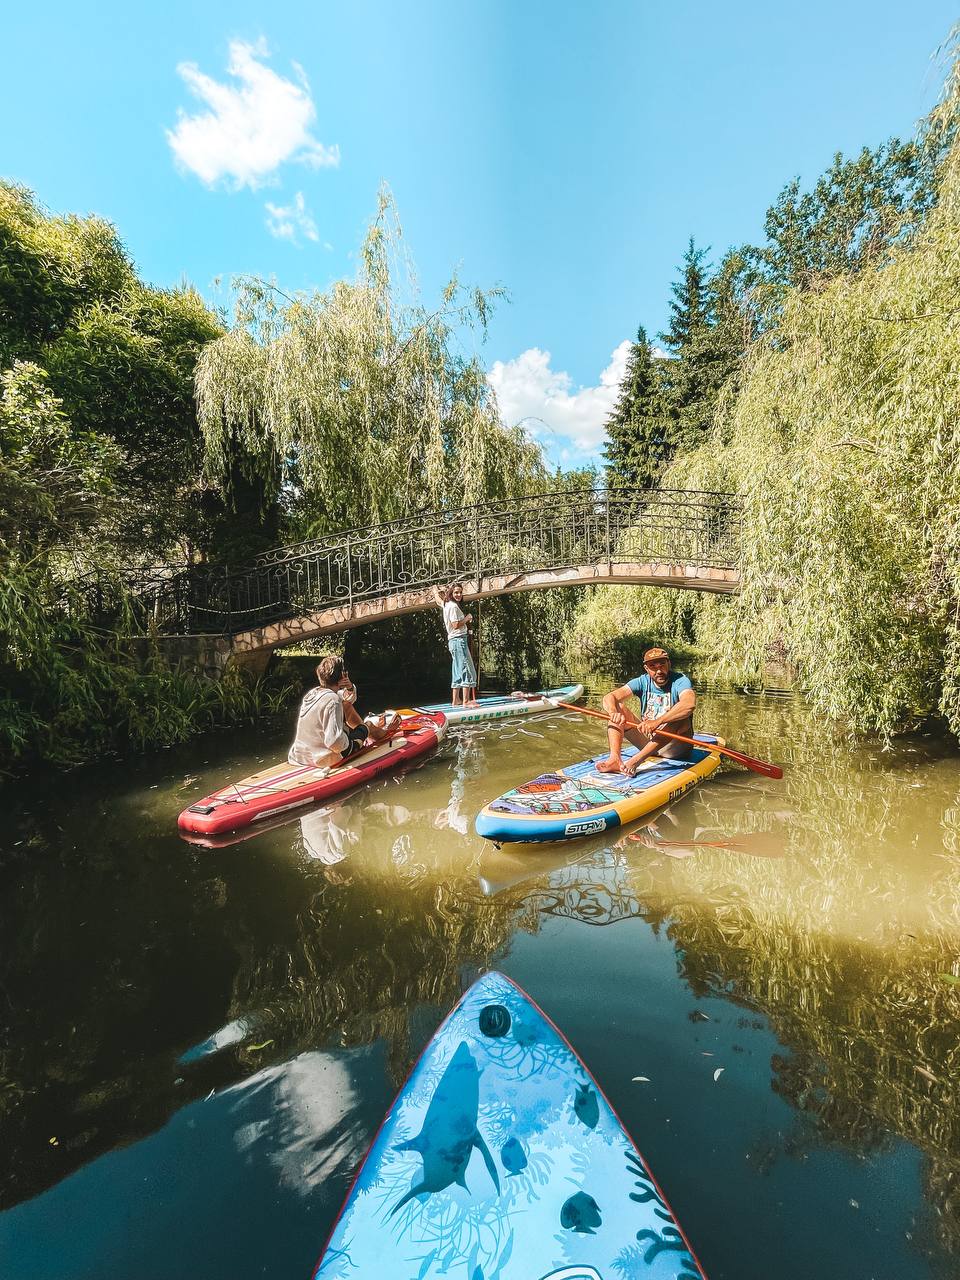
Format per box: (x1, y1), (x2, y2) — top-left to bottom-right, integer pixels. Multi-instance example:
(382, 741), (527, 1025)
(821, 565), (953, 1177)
(138, 488), (740, 671)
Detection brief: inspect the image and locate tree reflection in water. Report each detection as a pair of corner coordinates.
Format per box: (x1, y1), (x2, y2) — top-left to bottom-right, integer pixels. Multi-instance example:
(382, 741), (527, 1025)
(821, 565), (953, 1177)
(1, 699), (959, 1267)
(478, 738), (960, 1262)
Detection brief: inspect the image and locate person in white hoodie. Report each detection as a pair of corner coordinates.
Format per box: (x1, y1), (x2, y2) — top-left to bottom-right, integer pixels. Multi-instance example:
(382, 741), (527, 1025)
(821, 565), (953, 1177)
(288, 655), (398, 769)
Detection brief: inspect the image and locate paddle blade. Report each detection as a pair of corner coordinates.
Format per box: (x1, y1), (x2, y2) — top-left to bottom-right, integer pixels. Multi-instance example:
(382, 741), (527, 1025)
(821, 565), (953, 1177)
(716, 748), (783, 779)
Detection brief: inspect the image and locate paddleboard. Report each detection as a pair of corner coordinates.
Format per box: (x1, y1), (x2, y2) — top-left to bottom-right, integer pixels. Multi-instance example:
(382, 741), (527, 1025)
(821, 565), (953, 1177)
(475, 737), (723, 844)
(177, 710), (446, 837)
(313, 971), (707, 1280)
(411, 683), (585, 726)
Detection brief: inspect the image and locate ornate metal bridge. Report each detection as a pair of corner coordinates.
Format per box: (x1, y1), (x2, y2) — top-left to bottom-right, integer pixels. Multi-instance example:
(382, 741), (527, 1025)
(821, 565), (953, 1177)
(112, 486), (740, 666)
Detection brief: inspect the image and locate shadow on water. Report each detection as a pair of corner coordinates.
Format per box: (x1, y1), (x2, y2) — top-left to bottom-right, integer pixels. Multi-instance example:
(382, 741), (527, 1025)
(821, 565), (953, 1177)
(0, 687), (959, 1277)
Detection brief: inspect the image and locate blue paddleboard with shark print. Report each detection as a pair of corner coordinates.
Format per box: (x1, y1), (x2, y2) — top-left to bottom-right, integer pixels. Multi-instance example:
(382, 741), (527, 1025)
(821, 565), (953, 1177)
(313, 972), (707, 1280)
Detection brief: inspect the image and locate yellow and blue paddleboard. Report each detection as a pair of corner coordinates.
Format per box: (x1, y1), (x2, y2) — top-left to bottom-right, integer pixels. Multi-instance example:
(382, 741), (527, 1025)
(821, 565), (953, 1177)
(475, 736), (723, 844)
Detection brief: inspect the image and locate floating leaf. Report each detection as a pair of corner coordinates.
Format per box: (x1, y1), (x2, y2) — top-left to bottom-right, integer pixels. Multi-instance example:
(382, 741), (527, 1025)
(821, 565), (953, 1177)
(915, 1065), (938, 1083)
(248, 1039), (274, 1052)
(713, 1068), (725, 1082)
(48, 1136), (58, 1146)
(938, 973), (960, 986)
(632, 1076), (651, 1083)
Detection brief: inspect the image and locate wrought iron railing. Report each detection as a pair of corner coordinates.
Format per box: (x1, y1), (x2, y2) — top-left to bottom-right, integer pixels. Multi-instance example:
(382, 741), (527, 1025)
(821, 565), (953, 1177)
(85, 487), (740, 637)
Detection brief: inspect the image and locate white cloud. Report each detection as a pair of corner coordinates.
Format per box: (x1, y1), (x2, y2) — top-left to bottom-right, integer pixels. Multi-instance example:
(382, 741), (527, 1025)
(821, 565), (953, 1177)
(167, 38), (340, 189)
(265, 191), (321, 244)
(488, 341), (631, 462)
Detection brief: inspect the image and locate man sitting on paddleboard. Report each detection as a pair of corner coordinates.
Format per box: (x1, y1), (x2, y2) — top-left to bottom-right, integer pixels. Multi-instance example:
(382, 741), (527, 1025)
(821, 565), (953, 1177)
(596, 647), (696, 775)
(289, 655), (398, 769)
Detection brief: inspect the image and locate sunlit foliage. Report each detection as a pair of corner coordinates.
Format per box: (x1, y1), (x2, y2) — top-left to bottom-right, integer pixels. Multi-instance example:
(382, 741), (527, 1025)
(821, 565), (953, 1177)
(197, 188), (545, 538)
(0, 186), (284, 770)
(586, 46), (960, 739)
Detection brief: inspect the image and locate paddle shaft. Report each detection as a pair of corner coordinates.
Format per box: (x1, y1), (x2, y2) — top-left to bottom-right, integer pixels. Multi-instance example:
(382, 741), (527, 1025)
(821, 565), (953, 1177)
(553, 700), (783, 780)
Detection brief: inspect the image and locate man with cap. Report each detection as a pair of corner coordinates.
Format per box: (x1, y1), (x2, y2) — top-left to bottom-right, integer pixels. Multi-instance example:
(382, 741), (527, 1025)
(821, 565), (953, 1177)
(596, 647), (696, 775)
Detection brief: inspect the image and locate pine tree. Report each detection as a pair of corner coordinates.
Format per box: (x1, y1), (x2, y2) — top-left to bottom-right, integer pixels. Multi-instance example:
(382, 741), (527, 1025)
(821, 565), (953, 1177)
(663, 239), (713, 351)
(602, 325), (674, 488)
(657, 238), (748, 453)
(658, 239), (718, 450)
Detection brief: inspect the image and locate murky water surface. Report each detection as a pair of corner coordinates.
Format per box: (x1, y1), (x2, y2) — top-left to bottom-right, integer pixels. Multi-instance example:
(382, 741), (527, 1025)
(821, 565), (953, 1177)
(1, 679), (959, 1279)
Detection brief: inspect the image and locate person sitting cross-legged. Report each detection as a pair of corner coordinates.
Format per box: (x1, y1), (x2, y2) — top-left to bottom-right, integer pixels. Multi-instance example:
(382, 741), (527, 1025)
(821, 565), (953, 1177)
(595, 646), (696, 776)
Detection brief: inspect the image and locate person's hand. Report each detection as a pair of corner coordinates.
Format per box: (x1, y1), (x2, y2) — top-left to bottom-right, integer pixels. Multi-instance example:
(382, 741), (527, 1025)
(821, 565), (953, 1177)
(639, 717), (662, 737)
(608, 708), (627, 729)
(465, 613), (473, 623)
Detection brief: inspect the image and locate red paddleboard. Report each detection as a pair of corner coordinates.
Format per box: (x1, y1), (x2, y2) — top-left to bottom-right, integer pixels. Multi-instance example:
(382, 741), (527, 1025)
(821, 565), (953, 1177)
(177, 711), (446, 837)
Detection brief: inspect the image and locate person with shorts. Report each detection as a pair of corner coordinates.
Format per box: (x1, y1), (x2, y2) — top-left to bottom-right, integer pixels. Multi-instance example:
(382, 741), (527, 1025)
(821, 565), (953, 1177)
(596, 646), (696, 775)
(288, 655), (398, 768)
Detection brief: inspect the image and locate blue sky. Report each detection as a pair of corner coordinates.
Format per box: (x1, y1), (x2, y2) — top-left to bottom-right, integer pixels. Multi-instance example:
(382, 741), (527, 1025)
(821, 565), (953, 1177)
(4, 1), (957, 465)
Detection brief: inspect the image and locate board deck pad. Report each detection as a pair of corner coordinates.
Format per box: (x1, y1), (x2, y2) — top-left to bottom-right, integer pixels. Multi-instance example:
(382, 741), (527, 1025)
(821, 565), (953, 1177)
(492, 753), (701, 813)
(414, 684), (584, 725)
(314, 972), (706, 1280)
(476, 739), (722, 844)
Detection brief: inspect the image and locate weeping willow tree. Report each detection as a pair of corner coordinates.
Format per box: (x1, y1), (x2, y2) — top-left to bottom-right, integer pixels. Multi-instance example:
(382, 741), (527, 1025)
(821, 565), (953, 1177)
(196, 189), (544, 537)
(576, 43), (960, 740)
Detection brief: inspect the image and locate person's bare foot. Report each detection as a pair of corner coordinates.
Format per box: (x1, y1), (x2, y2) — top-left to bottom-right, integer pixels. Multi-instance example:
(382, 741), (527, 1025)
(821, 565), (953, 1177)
(595, 757), (624, 774)
(625, 755), (656, 776)
(368, 713), (401, 742)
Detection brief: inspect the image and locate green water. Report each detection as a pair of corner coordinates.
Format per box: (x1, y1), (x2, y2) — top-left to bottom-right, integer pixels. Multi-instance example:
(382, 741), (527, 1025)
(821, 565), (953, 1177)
(1, 680), (959, 1279)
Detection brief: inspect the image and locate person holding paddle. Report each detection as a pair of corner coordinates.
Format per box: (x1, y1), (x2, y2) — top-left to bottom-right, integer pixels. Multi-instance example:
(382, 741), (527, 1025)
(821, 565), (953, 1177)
(289, 656), (398, 769)
(596, 647), (696, 775)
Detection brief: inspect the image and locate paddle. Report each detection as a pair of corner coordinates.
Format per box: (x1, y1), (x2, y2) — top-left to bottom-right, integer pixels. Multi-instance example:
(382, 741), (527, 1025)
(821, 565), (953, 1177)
(549, 699), (783, 780)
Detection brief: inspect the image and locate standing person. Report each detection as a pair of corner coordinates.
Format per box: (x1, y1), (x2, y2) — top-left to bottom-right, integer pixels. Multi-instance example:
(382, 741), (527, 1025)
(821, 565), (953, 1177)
(440, 582), (478, 706)
(596, 646), (696, 775)
(288, 656), (398, 769)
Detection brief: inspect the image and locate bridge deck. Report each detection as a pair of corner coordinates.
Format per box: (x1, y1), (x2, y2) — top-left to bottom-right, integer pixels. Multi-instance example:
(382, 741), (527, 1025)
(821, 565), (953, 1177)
(93, 487), (741, 664)
(231, 561), (740, 655)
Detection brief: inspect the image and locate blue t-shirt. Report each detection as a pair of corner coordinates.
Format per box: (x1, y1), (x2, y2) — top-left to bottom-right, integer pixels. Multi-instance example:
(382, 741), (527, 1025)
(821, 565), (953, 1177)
(626, 671), (693, 722)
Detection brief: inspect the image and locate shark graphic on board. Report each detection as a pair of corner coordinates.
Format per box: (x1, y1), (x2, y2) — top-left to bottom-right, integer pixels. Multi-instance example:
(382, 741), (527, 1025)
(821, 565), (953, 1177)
(390, 1041), (501, 1215)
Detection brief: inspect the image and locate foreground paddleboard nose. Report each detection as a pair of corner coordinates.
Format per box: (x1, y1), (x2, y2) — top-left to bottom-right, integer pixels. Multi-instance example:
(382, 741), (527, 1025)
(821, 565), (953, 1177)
(313, 971), (707, 1280)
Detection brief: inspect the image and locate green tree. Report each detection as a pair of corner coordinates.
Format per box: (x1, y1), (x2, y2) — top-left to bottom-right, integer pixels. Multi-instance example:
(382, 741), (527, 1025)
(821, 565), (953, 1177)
(602, 326), (674, 487)
(0, 185), (293, 770)
(0, 181), (132, 365)
(0, 361), (122, 559)
(0, 182), (242, 561)
(44, 286), (224, 557)
(659, 240), (737, 449)
(196, 190), (544, 534)
(751, 140), (943, 304)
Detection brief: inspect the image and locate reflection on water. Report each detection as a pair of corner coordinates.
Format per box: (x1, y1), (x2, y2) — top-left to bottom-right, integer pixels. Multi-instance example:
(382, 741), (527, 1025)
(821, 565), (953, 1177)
(0, 686), (959, 1278)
